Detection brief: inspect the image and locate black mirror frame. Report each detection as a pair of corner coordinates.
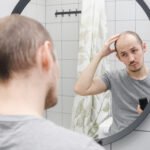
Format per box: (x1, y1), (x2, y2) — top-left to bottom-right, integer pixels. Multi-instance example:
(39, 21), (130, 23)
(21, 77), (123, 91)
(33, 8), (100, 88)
(11, 0), (150, 146)
(97, 102), (150, 145)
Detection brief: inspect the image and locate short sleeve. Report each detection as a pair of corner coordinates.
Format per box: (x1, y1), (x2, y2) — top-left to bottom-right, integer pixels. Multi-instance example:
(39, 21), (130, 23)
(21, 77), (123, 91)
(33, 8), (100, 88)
(100, 72), (111, 90)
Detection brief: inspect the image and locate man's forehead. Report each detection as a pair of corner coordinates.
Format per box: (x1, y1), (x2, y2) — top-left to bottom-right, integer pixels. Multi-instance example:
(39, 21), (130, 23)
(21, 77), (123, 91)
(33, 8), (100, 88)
(116, 34), (139, 48)
(118, 34), (137, 42)
(116, 35), (141, 53)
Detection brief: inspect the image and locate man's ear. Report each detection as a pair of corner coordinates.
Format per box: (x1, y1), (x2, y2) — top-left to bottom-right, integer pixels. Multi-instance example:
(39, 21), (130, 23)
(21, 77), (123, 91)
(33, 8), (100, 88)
(142, 42), (146, 53)
(41, 41), (52, 71)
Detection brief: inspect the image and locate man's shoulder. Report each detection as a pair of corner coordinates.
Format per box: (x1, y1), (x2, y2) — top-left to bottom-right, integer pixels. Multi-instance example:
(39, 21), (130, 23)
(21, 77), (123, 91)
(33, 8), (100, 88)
(22, 118), (104, 150)
(103, 68), (126, 79)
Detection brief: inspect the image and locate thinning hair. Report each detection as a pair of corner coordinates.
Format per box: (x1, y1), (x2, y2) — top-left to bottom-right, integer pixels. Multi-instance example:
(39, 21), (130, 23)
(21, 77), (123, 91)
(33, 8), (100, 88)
(0, 14), (54, 81)
(114, 31), (143, 52)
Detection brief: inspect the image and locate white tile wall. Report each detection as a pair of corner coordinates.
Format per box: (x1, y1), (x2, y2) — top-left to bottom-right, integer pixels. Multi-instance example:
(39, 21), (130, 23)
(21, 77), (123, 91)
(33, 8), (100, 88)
(0, 0), (19, 18)
(144, 41), (150, 62)
(45, 0), (80, 129)
(136, 114), (150, 131)
(62, 23), (79, 40)
(62, 60), (77, 78)
(50, 96), (62, 113)
(136, 21), (150, 41)
(30, 0), (37, 4)
(145, 0), (150, 7)
(22, 1), (45, 24)
(107, 21), (116, 37)
(116, 1), (135, 20)
(61, 0), (78, 5)
(62, 113), (72, 129)
(54, 41), (62, 59)
(115, 21), (135, 33)
(112, 131), (150, 150)
(62, 41), (78, 59)
(37, 0), (45, 5)
(47, 111), (62, 126)
(62, 78), (76, 96)
(58, 77), (62, 96)
(46, 0), (61, 6)
(105, 1), (116, 21)
(46, 5), (61, 23)
(136, 3), (149, 20)
(62, 96), (74, 113)
(104, 145), (111, 150)
(46, 23), (61, 41)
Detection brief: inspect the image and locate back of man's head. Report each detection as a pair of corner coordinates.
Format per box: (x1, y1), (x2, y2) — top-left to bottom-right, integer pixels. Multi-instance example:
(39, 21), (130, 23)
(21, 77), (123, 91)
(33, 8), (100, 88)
(0, 14), (53, 82)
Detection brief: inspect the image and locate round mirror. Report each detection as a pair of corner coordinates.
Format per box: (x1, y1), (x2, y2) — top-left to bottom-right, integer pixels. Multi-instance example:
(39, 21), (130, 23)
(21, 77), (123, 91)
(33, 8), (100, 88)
(11, 0), (150, 146)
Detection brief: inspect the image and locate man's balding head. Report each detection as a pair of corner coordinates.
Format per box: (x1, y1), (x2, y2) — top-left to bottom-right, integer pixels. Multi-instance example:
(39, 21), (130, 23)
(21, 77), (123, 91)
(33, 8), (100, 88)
(114, 31), (142, 52)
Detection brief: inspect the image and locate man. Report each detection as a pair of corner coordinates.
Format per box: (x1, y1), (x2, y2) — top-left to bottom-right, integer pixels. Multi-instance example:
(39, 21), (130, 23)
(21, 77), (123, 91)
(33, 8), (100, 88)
(0, 15), (104, 150)
(75, 31), (150, 135)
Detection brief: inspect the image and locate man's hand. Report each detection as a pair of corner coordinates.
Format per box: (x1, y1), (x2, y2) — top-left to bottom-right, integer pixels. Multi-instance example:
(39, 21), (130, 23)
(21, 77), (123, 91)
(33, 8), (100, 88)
(101, 34), (120, 57)
(137, 104), (143, 115)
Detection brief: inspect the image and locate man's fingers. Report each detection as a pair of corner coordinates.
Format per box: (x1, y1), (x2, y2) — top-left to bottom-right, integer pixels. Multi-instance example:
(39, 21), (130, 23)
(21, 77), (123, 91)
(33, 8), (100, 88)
(110, 49), (116, 53)
(106, 34), (120, 46)
(108, 35), (120, 43)
(137, 104), (143, 115)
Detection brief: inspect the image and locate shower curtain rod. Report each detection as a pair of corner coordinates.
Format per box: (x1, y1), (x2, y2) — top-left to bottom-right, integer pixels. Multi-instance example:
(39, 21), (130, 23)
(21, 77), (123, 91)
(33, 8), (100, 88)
(55, 9), (81, 17)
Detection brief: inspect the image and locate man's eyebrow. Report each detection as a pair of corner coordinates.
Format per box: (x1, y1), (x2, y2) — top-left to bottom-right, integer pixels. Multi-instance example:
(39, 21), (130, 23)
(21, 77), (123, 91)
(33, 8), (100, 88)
(120, 51), (126, 54)
(130, 46), (137, 50)
(120, 47), (137, 53)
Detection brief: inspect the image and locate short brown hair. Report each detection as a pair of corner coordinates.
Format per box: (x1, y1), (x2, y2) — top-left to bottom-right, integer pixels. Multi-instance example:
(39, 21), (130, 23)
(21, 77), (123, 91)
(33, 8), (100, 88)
(0, 14), (54, 81)
(114, 31), (143, 52)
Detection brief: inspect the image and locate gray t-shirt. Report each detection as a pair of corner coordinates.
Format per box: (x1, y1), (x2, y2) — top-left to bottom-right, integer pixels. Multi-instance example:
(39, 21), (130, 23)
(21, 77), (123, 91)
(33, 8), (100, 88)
(101, 68), (150, 135)
(0, 115), (104, 150)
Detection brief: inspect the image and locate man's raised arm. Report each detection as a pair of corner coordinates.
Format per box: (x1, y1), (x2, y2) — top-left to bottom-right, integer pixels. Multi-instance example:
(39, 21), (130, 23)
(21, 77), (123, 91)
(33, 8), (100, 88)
(74, 34), (120, 96)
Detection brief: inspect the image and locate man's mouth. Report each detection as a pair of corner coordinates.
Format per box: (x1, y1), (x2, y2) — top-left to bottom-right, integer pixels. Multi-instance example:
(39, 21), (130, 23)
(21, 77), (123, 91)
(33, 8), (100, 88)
(130, 62), (138, 67)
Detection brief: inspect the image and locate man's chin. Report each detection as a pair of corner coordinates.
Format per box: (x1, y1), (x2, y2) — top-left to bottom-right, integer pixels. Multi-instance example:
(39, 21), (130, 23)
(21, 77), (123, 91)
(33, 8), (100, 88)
(128, 66), (142, 72)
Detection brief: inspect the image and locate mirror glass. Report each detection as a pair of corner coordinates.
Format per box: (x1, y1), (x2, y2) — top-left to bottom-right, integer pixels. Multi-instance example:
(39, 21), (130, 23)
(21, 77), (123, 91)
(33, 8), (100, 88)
(10, 0), (150, 144)
(101, 0), (150, 138)
(93, 0), (150, 140)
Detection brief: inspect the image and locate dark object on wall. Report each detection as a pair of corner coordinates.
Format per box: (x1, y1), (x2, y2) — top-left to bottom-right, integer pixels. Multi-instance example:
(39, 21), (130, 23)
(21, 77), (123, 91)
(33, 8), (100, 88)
(55, 9), (81, 17)
(11, 0), (30, 14)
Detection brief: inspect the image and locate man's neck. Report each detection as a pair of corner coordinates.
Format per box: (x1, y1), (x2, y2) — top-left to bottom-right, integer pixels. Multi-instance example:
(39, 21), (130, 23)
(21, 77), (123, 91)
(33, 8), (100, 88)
(127, 65), (149, 80)
(0, 75), (46, 117)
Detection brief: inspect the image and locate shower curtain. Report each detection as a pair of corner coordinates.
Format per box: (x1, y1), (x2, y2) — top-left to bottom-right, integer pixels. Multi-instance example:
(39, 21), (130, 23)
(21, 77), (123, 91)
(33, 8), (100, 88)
(71, 0), (111, 138)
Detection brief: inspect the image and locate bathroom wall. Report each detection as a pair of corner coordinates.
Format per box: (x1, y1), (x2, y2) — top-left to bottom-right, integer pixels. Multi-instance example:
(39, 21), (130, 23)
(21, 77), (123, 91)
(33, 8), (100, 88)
(0, 0), (45, 25)
(45, 0), (81, 128)
(22, 0), (46, 25)
(0, 0), (19, 17)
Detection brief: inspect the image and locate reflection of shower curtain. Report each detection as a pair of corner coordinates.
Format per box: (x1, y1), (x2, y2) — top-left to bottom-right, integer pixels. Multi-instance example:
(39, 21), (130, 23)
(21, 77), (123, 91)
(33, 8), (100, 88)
(71, 0), (111, 138)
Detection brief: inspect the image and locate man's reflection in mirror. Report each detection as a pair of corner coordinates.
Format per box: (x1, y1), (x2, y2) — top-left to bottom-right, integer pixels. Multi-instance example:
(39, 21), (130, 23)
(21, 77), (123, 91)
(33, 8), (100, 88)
(75, 31), (150, 136)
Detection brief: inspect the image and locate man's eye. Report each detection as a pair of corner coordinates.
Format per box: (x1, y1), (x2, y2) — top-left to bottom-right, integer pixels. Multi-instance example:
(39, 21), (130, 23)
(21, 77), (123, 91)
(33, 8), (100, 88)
(121, 53), (126, 57)
(132, 49), (137, 53)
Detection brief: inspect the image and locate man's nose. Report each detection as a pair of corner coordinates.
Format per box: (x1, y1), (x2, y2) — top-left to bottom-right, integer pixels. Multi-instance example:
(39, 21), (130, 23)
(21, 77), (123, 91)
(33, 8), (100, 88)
(128, 54), (135, 62)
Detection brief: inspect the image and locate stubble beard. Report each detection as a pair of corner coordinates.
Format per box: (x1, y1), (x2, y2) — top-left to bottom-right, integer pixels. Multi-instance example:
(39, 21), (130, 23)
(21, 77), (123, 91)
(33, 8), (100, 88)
(45, 87), (57, 109)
